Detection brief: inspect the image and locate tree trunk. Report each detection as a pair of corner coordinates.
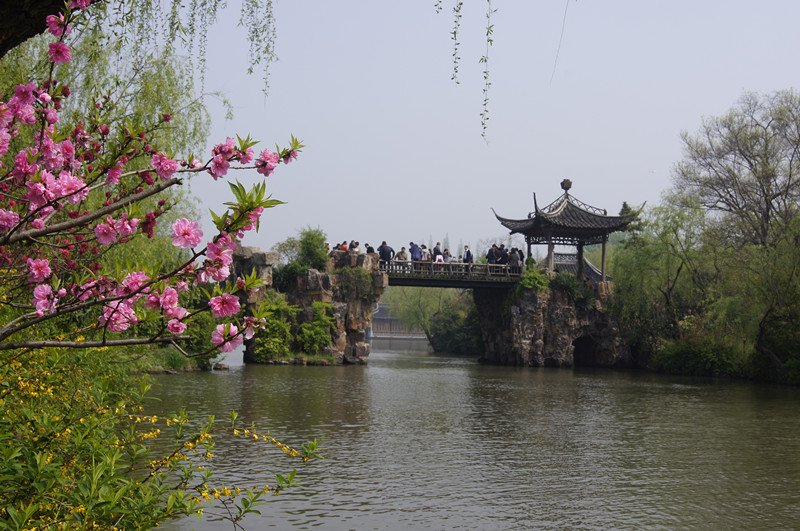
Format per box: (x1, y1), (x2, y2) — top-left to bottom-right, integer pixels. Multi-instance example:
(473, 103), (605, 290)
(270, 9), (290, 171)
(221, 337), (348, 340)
(1, 0), (69, 58)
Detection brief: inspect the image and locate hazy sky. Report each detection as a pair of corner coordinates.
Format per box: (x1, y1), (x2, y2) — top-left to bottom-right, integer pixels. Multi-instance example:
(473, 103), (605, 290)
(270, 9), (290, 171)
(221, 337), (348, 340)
(191, 1), (800, 255)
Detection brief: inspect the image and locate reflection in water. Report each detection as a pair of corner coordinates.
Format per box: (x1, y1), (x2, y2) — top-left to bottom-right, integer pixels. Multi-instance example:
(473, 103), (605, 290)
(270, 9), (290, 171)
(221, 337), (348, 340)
(145, 351), (800, 530)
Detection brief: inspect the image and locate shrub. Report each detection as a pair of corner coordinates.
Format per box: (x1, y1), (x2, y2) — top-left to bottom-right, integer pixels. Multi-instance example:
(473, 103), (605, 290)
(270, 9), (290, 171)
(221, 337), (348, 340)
(649, 315), (743, 377)
(251, 292), (299, 362)
(516, 267), (549, 292)
(297, 301), (336, 355)
(549, 272), (596, 311)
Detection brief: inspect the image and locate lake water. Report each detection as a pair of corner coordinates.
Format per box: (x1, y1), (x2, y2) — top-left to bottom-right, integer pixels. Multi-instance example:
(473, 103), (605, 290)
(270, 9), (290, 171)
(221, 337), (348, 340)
(145, 349), (800, 530)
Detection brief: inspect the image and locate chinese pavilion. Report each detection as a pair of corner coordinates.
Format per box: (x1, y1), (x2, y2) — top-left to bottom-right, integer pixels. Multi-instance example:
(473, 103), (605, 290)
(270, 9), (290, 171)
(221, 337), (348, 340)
(492, 179), (635, 282)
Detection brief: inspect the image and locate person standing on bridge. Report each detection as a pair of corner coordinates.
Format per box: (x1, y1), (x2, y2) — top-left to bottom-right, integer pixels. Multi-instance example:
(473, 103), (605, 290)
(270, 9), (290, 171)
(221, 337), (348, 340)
(409, 242), (421, 272)
(378, 241), (394, 271)
(462, 245), (473, 273)
(395, 246), (409, 272)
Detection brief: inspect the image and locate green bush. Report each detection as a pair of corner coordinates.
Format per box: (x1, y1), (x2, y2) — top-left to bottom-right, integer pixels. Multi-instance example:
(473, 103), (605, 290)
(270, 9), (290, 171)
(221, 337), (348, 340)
(516, 267), (549, 292)
(297, 301), (337, 355)
(0, 346), (320, 529)
(549, 272), (596, 312)
(251, 292), (300, 362)
(649, 316), (742, 377)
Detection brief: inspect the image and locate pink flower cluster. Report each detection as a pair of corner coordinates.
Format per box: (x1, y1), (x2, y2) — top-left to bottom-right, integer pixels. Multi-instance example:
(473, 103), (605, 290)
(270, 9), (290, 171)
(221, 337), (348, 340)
(170, 218), (203, 248)
(211, 324), (243, 352)
(208, 137), (255, 180)
(94, 214), (140, 246)
(32, 285), (65, 317)
(151, 152), (179, 180)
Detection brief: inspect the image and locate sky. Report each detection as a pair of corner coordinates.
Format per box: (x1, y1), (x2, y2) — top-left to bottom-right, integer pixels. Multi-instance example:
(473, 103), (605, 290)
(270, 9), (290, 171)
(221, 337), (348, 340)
(190, 1), (800, 256)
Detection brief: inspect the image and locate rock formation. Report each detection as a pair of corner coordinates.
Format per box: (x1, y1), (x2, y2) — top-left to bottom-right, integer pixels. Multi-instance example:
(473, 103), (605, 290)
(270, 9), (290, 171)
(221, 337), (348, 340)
(233, 247), (387, 364)
(473, 285), (632, 368)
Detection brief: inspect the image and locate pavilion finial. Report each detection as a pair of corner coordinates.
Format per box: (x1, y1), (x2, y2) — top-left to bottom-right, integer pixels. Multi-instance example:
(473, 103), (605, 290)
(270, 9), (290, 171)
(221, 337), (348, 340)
(560, 179), (572, 192)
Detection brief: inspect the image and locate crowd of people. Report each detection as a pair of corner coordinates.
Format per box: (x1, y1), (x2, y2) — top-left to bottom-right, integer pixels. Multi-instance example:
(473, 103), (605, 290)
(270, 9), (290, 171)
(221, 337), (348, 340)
(327, 240), (525, 274)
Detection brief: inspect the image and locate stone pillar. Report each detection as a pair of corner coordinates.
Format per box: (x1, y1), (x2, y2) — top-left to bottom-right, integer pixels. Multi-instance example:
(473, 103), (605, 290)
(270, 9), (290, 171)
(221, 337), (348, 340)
(576, 243), (585, 281)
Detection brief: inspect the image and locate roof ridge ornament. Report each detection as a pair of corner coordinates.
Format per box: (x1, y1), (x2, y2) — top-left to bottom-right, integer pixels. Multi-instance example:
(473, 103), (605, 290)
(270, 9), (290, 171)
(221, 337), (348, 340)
(560, 179), (572, 192)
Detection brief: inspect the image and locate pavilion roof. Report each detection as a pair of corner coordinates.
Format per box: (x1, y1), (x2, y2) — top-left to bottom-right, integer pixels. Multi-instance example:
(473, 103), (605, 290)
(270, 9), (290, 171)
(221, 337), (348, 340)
(493, 181), (635, 245)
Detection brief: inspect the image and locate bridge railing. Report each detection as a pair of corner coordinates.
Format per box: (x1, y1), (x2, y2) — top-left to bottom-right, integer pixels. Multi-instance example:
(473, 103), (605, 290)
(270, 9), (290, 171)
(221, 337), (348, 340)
(378, 260), (522, 280)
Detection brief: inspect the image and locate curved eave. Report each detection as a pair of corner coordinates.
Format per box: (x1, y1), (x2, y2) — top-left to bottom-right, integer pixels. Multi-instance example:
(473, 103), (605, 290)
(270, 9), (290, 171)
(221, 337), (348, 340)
(492, 208), (537, 235)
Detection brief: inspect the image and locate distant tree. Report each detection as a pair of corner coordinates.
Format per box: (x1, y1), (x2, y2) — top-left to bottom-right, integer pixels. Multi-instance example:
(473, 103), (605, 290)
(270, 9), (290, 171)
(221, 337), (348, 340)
(383, 286), (460, 344)
(672, 90), (800, 247)
(272, 227), (328, 292)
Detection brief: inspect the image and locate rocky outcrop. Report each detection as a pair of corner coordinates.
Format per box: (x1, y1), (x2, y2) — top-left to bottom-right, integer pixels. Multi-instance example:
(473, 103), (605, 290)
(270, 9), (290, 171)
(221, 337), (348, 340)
(231, 246), (279, 306)
(234, 248), (387, 365)
(297, 250), (386, 364)
(473, 286), (632, 368)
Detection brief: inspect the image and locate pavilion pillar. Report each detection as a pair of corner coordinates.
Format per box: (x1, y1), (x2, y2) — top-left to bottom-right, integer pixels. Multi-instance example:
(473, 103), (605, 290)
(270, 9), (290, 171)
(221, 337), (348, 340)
(601, 238), (607, 282)
(547, 241), (554, 271)
(576, 243), (585, 281)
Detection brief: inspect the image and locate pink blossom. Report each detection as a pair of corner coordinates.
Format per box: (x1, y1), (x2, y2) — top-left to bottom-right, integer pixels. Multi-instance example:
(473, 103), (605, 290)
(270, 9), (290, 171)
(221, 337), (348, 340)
(211, 324), (242, 352)
(13, 82), (37, 106)
(282, 149), (299, 164)
(237, 147), (254, 164)
(46, 14), (71, 37)
(94, 219), (117, 245)
(106, 165), (122, 185)
(165, 306), (187, 320)
(24, 181), (54, 212)
(170, 218), (203, 248)
(31, 218), (45, 229)
(43, 109), (58, 124)
(167, 319), (187, 335)
(33, 284), (56, 317)
(98, 301), (138, 332)
(209, 155), (230, 180)
(151, 152), (179, 180)
(0, 130), (10, 159)
(212, 137), (236, 157)
(68, 0), (91, 9)
(118, 271), (150, 298)
(208, 293), (240, 318)
(27, 258), (51, 283)
(160, 286), (179, 309)
(0, 209), (19, 232)
(242, 316), (266, 340)
(48, 42), (72, 65)
(207, 239), (234, 266)
(144, 293), (161, 309)
(54, 171), (88, 203)
(255, 149), (279, 177)
(114, 213), (139, 236)
(60, 139), (75, 163)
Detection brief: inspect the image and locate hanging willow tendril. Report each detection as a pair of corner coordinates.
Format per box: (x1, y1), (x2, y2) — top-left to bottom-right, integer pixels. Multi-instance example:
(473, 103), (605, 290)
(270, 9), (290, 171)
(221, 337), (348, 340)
(480, 0), (496, 139)
(450, 1), (463, 84)
(436, 1), (496, 137)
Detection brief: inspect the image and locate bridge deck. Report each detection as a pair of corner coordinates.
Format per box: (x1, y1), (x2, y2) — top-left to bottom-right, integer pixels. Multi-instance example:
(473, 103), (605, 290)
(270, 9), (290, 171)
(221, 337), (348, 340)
(382, 261), (521, 289)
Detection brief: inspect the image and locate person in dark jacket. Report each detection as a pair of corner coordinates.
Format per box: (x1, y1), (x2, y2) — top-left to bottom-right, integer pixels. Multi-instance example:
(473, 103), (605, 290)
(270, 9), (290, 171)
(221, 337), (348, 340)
(377, 241), (394, 270)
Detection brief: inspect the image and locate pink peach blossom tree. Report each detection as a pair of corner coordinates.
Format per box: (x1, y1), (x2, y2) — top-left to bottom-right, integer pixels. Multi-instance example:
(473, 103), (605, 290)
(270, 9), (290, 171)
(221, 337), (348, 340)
(0, 4), (302, 357)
